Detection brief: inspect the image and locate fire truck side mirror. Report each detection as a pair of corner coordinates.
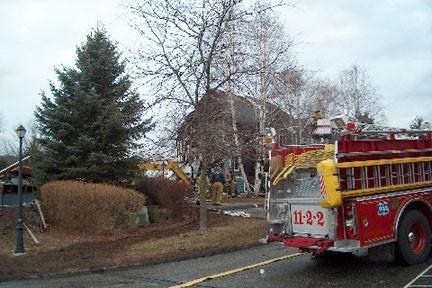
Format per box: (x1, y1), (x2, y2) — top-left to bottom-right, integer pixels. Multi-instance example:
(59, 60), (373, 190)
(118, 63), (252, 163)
(317, 159), (342, 208)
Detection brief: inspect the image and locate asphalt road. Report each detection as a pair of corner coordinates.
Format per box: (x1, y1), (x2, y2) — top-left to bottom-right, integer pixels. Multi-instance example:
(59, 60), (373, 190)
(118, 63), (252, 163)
(2, 243), (432, 288)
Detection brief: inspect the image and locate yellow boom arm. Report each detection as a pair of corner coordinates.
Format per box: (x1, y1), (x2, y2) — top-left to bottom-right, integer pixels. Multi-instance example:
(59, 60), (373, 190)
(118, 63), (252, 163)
(137, 160), (191, 186)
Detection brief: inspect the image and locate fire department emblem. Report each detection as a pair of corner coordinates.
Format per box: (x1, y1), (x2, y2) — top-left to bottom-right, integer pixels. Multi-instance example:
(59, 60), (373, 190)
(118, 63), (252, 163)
(377, 202), (389, 216)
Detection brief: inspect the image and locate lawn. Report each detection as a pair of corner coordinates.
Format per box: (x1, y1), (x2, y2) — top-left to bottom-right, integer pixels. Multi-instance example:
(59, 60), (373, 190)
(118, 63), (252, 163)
(0, 207), (266, 281)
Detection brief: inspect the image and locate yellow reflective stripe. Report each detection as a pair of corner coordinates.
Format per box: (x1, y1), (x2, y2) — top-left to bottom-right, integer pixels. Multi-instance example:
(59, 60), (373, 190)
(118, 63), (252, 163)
(335, 156), (432, 169)
(341, 181), (432, 198)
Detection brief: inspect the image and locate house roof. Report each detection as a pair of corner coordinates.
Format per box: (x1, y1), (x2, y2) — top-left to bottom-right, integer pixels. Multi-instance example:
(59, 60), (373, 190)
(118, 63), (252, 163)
(0, 156), (31, 178)
(9, 165), (32, 177)
(178, 90), (292, 134)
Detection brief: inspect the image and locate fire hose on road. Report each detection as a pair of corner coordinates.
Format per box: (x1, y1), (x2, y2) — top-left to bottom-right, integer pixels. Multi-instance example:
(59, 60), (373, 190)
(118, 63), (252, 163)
(169, 252), (308, 288)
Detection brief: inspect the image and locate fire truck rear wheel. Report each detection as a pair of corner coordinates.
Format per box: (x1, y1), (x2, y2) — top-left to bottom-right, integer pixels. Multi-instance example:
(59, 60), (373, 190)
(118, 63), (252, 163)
(396, 210), (431, 265)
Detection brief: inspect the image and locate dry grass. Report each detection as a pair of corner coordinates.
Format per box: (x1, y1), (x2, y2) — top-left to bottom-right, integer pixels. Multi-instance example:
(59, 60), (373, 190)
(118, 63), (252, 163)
(0, 227), (92, 255)
(121, 219), (266, 263)
(0, 213), (266, 280)
(41, 181), (146, 233)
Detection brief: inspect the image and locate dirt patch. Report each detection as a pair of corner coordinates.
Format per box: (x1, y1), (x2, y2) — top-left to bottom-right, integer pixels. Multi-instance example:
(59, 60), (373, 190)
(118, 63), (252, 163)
(0, 206), (266, 281)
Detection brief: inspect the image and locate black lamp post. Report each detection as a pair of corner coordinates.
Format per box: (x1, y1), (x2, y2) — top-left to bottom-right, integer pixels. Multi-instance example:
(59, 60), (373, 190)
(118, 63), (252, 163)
(15, 125), (26, 255)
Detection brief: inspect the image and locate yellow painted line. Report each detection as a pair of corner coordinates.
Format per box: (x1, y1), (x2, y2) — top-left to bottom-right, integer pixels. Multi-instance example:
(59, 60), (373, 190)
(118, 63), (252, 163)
(169, 252), (308, 288)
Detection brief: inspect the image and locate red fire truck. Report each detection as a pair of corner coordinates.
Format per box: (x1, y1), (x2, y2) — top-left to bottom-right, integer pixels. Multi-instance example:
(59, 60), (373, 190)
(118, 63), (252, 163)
(266, 119), (432, 265)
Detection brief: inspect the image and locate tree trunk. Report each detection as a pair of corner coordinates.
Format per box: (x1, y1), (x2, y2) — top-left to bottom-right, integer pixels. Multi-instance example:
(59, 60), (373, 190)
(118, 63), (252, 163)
(254, 100), (266, 195)
(237, 155), (250, 194)
(227, 92), (251, 194)
(254, 161), (262, 195)
(225, 20), (251, 195)
(199, 158), (208, 232)
(253, 15), (270, 196)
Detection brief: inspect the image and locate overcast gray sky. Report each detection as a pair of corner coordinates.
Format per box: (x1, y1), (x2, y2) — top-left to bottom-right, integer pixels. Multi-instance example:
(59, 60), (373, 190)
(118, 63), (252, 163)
(0, 0), (431, 145)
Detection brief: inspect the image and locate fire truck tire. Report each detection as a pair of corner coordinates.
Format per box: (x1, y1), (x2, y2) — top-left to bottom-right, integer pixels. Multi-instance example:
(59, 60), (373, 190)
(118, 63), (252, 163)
(396, 210), (431, 265)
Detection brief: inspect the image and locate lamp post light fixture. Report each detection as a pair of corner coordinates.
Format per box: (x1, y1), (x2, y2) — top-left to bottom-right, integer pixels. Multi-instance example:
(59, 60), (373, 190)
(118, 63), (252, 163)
(14, 125), (26, 256)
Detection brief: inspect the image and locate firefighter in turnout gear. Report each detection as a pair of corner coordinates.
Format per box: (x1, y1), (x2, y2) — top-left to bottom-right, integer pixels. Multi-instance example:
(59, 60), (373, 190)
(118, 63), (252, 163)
(226, 170), (236, 197)
(211, 167), (225, 205)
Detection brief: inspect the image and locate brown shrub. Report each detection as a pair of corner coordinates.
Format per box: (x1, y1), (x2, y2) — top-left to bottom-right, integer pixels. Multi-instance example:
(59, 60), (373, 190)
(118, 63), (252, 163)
(41, 180), (146, 233)
(135, 178), (190, 220)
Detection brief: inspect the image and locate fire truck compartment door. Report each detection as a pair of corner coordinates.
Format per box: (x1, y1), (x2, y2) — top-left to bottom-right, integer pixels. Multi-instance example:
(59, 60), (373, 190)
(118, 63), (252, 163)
(357, 197), (395, 245)
(291, 203), (332, 237)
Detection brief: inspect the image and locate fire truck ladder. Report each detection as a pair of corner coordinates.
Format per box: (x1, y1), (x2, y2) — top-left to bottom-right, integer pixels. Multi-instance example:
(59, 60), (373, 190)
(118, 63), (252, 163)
(336, 157), (432, 198)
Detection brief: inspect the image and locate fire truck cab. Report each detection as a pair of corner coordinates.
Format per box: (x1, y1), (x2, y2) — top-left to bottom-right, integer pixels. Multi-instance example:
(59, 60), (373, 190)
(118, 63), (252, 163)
(266, 123), (432, 265)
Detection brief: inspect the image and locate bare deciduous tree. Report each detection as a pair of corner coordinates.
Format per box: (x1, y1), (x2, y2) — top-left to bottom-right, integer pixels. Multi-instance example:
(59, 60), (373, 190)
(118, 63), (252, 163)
(276, 65), (384, 141)
(336, 65), (383, 123)
(222, 1), (293, 193)
(273, 68), (314, 144)
(307, 78), (340, 118)
(128, 0), (277, 230)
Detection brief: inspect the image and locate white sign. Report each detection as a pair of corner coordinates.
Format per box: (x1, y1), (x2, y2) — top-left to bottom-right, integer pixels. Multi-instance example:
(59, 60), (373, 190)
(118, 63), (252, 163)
(291, 204), (330, 236)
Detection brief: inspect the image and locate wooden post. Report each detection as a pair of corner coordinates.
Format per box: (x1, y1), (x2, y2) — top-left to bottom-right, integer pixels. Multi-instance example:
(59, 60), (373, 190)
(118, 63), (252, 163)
(35, 199), (47, 229)
(24, 224), (39, 244)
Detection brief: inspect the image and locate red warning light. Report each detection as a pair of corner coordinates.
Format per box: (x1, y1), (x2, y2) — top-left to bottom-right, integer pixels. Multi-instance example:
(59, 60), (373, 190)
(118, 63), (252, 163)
(346, 122), (356, 130)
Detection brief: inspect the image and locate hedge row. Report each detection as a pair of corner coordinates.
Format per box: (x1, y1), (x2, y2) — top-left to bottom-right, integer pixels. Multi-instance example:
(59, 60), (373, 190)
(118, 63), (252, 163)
(135, 178), (190, 220)
(41, 180), (146, 233)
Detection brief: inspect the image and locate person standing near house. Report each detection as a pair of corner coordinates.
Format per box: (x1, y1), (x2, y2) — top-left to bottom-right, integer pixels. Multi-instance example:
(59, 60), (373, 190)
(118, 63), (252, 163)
(211, 167), (225, 205)
(226, 170), (236, 197)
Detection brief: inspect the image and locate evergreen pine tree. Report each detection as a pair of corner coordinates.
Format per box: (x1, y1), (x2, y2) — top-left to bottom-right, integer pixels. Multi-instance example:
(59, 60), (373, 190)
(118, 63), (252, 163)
(33, 27), (152, 184)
